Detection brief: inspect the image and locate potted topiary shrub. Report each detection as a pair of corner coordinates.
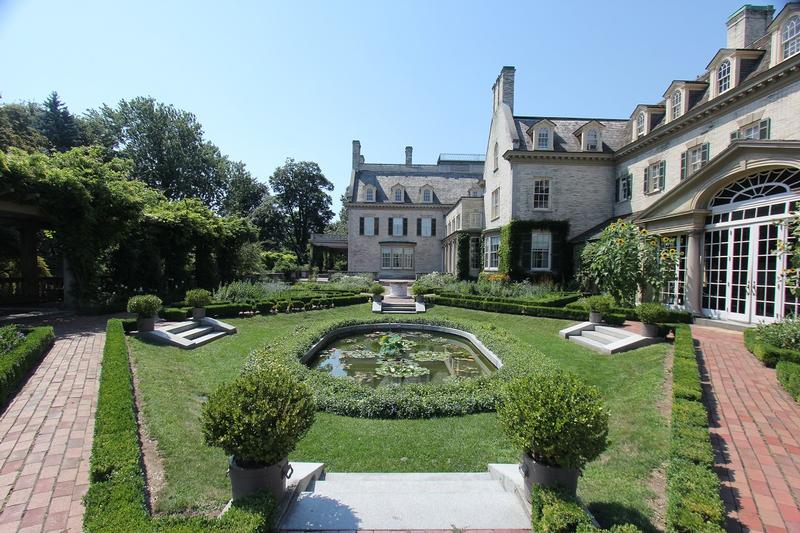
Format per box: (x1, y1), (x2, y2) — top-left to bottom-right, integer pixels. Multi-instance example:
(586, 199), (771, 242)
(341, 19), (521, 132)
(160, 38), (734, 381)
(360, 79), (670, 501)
(498, 369), (609, 498)
(410, 284), (425, 304)
(636, 302), (669, 337)
(127, 295), (163, 332)
(201, 360), (316, 502)
(186, 288), (212, 319)
(371, 282), (385, 303)
(585, 295), (613, 324)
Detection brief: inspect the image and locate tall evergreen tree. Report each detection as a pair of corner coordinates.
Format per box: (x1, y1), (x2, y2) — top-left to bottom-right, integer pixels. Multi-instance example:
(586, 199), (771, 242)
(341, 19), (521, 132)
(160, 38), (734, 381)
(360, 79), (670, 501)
(38, 92), (82, 152)
(0, 101), (49, 152)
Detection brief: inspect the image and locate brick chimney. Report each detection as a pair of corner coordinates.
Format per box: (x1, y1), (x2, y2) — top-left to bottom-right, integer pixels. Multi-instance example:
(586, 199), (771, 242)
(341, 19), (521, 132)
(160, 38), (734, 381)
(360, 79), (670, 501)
(405, 146), (413, 165)
(352, 140), (361, 171)
(492, 66), (515, 113)
(726, 4), (774, 48)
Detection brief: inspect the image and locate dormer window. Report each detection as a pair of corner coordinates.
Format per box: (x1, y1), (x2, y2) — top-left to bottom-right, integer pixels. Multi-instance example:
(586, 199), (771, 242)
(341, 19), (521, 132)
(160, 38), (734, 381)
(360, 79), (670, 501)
(784, 15), (800, 59)
(585, 130), (599, 151)
(636, 112), (646, 138)
(365, 185), (375, 202)
(537, 129), (550, 150)
(671, 90), (682, 120)
(394, 189), (403, 202)
(391, 185), (405, 203)
(421, 187), (433, 203)
(468, 187), (482, 197)
(717, 60), (731, 94)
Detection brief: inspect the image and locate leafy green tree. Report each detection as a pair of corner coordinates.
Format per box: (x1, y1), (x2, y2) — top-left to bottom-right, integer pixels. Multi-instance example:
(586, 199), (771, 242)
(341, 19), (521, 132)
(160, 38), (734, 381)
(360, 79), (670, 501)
(325, 193), (349, 235)
(38, 92), (82, 152)
(219, 159), (267, 217)
(0, 102), (49, 152)
(249, 194), (286, 248)
(269, 159), (333, 262)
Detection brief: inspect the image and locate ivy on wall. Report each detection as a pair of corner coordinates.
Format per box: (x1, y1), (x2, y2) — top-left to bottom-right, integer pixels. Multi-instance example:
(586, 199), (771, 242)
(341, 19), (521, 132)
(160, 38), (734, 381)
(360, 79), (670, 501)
(456, 232), (471, 280)
(497, 219), (571, 281)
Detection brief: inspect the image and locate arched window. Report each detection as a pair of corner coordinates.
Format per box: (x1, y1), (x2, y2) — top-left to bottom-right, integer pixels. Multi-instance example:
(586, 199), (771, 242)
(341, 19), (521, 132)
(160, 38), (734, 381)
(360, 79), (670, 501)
(709, 168), (800, 207)
(585, 129), (599, 151)
(536, 128), (550, 150)
(493, 142), (499, 170)
(784, 15), (800, 59)
(717, 60), (731, 94)
(671, 90), (682, 119)
(636, 112), (646, 138)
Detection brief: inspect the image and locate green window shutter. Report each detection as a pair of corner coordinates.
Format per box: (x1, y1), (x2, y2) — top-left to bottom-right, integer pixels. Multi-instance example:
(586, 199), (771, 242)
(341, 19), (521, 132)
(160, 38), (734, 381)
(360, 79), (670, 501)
(359, 217), (364, 235)
(759, 118), (771, 139)
(680, 151), (687, 180)
(659, 161), (666, 190)
(431, 218), (436, 236)
(403, 218), (408, 236)
(520, 233), (533, 272)
(627, 174), (632, 199)
(416, 218), (422, 236)
(388, 217), (393, 236)
(643, 167), (650, 193)
(374, 217), (379, 235)
(701, 143), (710, 166)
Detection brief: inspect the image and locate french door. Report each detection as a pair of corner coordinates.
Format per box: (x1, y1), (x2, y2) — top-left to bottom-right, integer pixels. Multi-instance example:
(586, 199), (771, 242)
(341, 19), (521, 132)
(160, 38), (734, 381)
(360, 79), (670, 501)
(702, 222), (784, 323)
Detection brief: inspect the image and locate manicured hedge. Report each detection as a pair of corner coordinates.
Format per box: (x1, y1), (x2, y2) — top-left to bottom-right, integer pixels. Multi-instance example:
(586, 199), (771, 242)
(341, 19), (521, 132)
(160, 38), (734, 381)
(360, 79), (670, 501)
(159, 307), (189, 321)
(776, 361), (800, 402)
(666, 325), (725, 532)
(743, 327), (800, 367)
(530, 486), (643, 532)
(206, 302), (255, 318)
(565, 301), (693, 324)
(429, 290), (580, 308)
(0, 326), (54, 406)
(84, 319), (274, 532)
(247, 316), (557, 419)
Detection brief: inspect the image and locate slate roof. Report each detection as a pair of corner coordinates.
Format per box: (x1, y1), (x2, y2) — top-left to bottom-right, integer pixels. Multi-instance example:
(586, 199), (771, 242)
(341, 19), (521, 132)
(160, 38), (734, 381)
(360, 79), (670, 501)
(513, 117), (630, 153)
(351, 169), (482, 205)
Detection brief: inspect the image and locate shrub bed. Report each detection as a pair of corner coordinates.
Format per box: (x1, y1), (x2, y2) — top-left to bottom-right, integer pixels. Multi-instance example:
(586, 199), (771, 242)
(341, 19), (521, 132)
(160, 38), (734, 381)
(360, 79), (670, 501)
(0, 325), (54, 406)
(246, 316), (557, 419)
(566, 300), (693, 324)
(776, 361), (800, 402)
(159, 307), (189, 321)
(529, 486), (642, 532)
(666, 325), (725, 532)
(84, 319), (274, 532)
(743, 327), (800, 367)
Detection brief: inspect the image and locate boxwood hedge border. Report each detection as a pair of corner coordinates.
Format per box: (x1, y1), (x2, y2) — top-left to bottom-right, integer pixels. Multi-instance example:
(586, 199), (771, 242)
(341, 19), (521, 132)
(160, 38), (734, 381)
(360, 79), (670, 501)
(246, 315), (557, 419)
(742, 327), (800, 367)
(0, 325), (55, 407)
(84, 319), (275, 532)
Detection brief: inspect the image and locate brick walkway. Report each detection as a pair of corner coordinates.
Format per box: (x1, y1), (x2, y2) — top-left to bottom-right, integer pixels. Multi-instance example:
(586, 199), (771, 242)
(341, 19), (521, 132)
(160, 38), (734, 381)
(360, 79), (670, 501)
(0, 317), (106, 532)
(693, 326), (800, 533)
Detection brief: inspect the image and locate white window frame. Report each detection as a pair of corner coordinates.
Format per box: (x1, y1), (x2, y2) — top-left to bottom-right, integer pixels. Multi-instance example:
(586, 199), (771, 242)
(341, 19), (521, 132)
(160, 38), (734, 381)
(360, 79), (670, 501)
(636, 112), (646, 138)
(644, 161), (666, 195)
(532, 178), (550, 210)
(616, 173), (632, 202)
(393, 187), (404, 203)
(585, 130), (599, 151)
(491, 187), (499, 220)
(469, 212), (483, 228)
(392, 217), (404, 236)
(530, 231), (552, 271)
(485, 235), (500, 270)
(422, 188), (433, 203)
(717, 60), (731, 94)
(381, 246), (414, 270)
(493, 142), (499, 171)
(421, 217), (433, 237)
(365, 186), (375, 202)
(536, 128), (550, 150)
(671, 90), (682, 120)
(783, 15), (800, 60)
(363, 217), (375, 236)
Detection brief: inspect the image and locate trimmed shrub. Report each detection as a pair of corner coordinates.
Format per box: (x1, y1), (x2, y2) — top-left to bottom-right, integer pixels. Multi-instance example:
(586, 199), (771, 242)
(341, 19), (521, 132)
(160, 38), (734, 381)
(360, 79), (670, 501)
(567, 301), (693, 324)
(671, 425), (715, 468)
(310, 298), (320, 308)
(672, 398), (708, 428)
(430, 294), (605, 322)
(185, 288), (212, 308)
(370, 282), (385, 296)
(329, 295), (369, 307)
(84, 319), (275, 531)
(274, 301), (289, 313)
(290, 301), (305, 312)
(666, 460), (725, 532)
(635, 302), (670, 324)
(159, 307), (189, 321)
(206, 302), (253, 318)
(585, 295), (614, 314)
(255, 300), (276, 314)
(754, 316), (800, 350)
(304, 302), (313, 311)
(202, 360), (316, 467)
(0, 324), (25, 353)
(776, 360), (800, 402)
(319, 297), (331, 308)
(498, 370), (608, 469)
(743, 327), (800, 367)
(531, 486), (593, 533)
(121, 319), (137, 334)
(0, 326), (54, 406)
(126, 294), (162, 318)
(673, 357), (702, 402)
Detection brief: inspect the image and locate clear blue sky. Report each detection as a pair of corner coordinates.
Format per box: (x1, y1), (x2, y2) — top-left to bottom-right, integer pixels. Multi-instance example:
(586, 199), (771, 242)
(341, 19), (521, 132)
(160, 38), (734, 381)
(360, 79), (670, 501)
(0, 0), (788, 217)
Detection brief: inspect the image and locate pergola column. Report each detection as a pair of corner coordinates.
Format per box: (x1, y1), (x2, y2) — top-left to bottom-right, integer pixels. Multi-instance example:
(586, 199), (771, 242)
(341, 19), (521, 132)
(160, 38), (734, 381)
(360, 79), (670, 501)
(19, 225), (39, 299)
(685, 229), (704, 315)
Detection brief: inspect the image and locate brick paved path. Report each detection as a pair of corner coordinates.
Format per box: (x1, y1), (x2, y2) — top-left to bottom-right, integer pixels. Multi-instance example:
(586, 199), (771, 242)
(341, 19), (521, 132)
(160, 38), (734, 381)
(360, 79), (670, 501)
(693, 326), (800, 533)
(0, 317), (106, 532)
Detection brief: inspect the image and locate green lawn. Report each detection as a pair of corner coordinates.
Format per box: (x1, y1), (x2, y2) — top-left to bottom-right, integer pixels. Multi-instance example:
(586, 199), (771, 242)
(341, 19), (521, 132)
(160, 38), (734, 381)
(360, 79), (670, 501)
(129, 305), (669, 530)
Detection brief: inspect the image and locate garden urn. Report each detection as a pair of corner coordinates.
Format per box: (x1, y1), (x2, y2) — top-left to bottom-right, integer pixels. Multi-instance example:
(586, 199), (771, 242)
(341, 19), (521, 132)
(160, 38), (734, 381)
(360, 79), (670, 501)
(588, 311), (602, 324)
(520, 452), (579, 498)
(137, 317), (155, 332)
(228, 457), (293, 502)
(641, 323), (661, 338)
(192, 307), (206, 319)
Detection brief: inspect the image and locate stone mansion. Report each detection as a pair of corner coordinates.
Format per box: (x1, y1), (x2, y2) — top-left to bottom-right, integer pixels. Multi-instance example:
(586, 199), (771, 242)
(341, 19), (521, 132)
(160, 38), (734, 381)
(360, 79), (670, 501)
(340, 3), (800, 325)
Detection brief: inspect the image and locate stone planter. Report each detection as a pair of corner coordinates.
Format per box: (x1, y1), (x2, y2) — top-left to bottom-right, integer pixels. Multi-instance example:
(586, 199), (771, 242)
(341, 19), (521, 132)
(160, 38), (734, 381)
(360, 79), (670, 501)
(642, 323), (661, 338)
(520, 453), (579, 498)
(192, 307), (206, 319)
(415, 294), (425, 304)
(228, 457), (293, 502)
(588, 311), (602, 324)
(372, 294), (383, 303)
(137, 317), (155, 332)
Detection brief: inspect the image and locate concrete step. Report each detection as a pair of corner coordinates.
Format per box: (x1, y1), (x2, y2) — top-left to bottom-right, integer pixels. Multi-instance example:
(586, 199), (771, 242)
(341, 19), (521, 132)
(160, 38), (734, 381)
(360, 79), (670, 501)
(159, 320), (196, 334)
(179, 326), (214, 340)
(570, 334), (614, 354)
(189, 331), (228, 347)
(594, 325), (631, 340)
(311, 478), (502, 494)
(581, 330), (620, 345)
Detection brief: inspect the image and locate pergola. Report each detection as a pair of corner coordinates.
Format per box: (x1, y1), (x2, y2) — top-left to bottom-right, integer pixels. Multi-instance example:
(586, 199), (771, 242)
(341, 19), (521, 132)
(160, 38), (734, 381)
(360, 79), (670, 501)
(309, 233), (348, 272)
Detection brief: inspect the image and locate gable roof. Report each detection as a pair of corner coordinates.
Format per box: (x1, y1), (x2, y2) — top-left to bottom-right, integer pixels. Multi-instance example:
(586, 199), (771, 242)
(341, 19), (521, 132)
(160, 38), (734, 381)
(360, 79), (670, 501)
(514, 117), (629, 153)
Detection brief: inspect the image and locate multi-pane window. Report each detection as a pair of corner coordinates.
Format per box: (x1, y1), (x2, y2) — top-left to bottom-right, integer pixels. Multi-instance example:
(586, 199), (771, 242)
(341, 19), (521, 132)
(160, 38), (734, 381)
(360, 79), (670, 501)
(469, 212), (483, 228)
(394, 188), (403, 202)
(615, 173), (632, 202)
(636, 112), (645, 138)
(491, 188), (499, 219)
(732, 119), (771, 141)
(532, 178), (550, 209)
(470, 237), (481, 270)
(661, 235), (687, 307)
(784, 15), (800, 59)
(537, 129), (550, 150)
(381, 247), (413, 269)
(643, 161), (666, 194)
(671, 90), (682, 119)
(392, 217), (404, 236)
(365, 187), (375, 202)
(530, 232), (551, 271)
(468, 188), (481, 197)
(493, 142), (499, 170)
(585, 130), (599, 151)
(680, 143), (710, 180)
(485, 235), (500, 269)
(717, 60), (731, 93)
(418, 217), (435, 237)
(363, 217), (375, 236)
(422, 188), (432, 203)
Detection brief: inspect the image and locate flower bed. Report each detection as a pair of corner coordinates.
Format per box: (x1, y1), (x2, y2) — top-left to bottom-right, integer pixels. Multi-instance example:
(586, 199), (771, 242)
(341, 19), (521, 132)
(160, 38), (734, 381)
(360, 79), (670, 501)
(0, 325), (54, 406)
(743, 327), (800, 367)
(83, 319), (274, 532)
(246, 316), (557, 419)
(777, 361), (800, 402)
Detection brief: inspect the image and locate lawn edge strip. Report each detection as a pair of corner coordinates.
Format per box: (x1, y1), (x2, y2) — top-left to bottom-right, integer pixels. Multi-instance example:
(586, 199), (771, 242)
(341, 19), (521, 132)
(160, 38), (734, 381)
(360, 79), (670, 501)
(83, 318), (274, 532)
(0, 325), (54, 407)
(666, 325), (725, 532)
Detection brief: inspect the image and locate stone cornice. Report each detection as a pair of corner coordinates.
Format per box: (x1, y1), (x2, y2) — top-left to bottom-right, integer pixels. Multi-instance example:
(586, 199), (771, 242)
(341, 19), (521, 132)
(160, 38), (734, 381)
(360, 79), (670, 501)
(345, 202), (453, 210)
(504, 151), (615, 163)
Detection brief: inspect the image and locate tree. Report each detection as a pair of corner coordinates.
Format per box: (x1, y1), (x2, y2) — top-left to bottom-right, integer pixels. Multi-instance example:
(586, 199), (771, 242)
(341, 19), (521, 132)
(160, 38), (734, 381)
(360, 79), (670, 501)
(249, 194), (286, 249)
(38, 92), (82, 152)
(269, 159), (334, 262)
(325, 193), (349, 235)
(0, 102), (50, 152)
(82, 97), (230, 208)
(219, 159), (268, 217)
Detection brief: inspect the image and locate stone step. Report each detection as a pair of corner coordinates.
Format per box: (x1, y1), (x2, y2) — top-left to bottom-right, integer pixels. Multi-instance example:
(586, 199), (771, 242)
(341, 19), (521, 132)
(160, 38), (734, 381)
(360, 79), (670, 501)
(594, 325), (631, 340)
(160, 320), (196, 334)
(570, 334), (614, 354)
(322, 472), (491, 482)
(189, 331), (229, 347)
(310, 478), (502, 494)
(581, 330), (620, 345)
(179, 326), (214, 340)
